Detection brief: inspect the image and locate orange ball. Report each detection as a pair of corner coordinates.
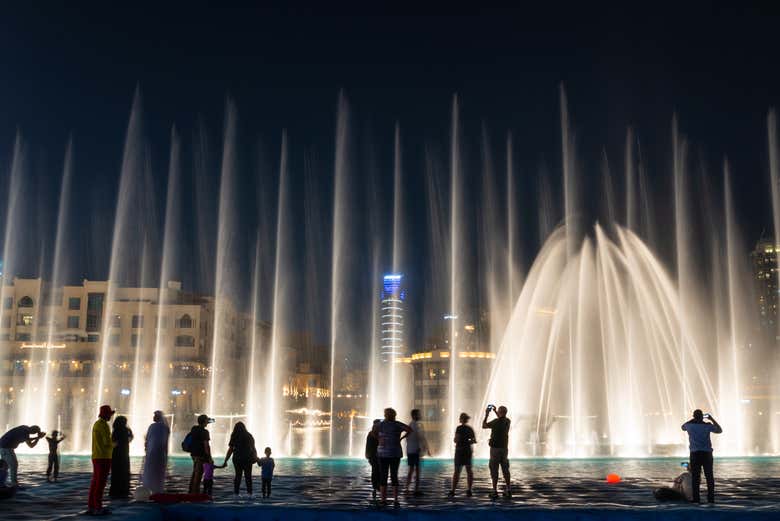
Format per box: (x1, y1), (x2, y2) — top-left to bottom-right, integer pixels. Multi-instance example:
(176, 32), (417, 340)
(606, 473), (621, 483)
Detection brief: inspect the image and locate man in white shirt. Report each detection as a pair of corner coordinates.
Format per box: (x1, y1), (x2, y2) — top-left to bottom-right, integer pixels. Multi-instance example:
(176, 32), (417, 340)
(404, 409), (431, 496)
(681, 409), (723, 504)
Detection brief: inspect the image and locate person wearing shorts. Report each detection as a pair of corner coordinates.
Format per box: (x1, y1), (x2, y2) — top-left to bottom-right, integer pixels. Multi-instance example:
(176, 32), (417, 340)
(377, 408), (411, 506)
(404, 409), (431, 496)
(449, 412), (476, 497)
(483, 405), (511, 498)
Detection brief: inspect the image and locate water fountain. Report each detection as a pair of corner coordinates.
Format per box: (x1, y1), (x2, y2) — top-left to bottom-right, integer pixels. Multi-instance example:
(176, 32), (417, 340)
(0, 86), (777, 459)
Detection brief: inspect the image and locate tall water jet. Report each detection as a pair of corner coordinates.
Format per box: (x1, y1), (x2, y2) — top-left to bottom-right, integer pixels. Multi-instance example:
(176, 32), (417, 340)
(149, 128), (182, 418)
(672, 115), (693, 415)
(559, 83), (581, 453)
(266, 132), (289, 453)
(722, 160), (746, 453)
(330, 93), (351, 455)
(207, 100), (241, 450)
(447, 94), (461, 454)
(38, 139), (75, 439)
(96, 90), (147, 438)
(768, 109), (780, 452)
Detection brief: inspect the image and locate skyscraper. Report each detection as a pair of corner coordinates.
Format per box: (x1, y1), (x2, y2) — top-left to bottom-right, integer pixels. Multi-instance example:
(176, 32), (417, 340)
(751, 238), (780, 340)
(380, 274), (405, 364)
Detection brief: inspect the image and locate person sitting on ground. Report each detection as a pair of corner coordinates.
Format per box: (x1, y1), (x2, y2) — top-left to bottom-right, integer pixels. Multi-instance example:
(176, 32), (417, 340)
(365, 419), (381, 500)
(405, 409), (431, 496)
(449, 412), (476, 498)
(482, 405), (511, 499)
(653, 462), (693, 502)
(682, 409), (722, 504)
(0, 424), (45, 487)
(377, 407), (412, 506)
(46, 430), (66, 482)
(257, 447), (275, 498)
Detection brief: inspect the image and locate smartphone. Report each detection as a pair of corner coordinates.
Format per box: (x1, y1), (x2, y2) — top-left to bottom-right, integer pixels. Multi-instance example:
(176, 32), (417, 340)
(703, 413), (711, 419)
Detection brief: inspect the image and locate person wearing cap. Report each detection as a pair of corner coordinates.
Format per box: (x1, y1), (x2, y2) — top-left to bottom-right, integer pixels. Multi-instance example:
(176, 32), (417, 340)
(448, 412), (476, 497)
(141, 410), (170, 495)
(188, 414), (213, 494)
(88, 404), (114, 515)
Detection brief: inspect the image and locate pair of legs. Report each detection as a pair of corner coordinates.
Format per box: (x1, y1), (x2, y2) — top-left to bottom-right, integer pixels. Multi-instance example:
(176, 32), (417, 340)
(690, 451), (715, 503)
(261, 478), (272, 497)
(47, 453), (60, 481)
(379, 457), (401, 503)
(87, 458), (112, 513)
(188, 456), (205, 494)
(450, 449), (474, 496)
(233, 460), (253, 495)
(203, 478), (213, 496)
(368, 456), (380, 498)
(405, 453), (421, 493)
(489, 447), (511, 497)
(0, 449), (18, 486)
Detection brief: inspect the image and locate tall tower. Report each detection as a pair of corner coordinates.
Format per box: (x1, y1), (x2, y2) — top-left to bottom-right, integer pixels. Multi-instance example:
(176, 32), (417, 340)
(380, 274), (405, 364)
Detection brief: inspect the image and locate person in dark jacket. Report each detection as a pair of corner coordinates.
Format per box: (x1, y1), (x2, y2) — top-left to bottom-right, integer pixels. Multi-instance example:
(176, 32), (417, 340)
(221, 421), (258, 497)
(365, 419), (381, 500)
(108, 415), (133, 498)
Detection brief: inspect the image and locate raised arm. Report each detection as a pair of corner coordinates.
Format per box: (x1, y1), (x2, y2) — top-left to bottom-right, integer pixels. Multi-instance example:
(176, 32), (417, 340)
(482, 410), (492, 429)
(708, 416), (723, 434)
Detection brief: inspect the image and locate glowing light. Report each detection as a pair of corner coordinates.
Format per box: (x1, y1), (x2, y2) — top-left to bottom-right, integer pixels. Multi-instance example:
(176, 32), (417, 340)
(20, 342), (66, 349)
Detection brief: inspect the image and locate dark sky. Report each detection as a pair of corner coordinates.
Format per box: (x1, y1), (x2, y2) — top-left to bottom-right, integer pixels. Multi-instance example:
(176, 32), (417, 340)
(0, 5), (779, 347)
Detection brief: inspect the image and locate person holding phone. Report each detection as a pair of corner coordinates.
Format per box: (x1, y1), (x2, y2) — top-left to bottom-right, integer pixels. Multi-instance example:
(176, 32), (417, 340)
(482, 404), (511, 499)
(681, 409), (722, 504)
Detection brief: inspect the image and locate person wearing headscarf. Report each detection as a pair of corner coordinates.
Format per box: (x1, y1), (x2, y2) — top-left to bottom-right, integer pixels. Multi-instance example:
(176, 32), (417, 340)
(108, 415), (134, 498)
(141, 411), (169, 494)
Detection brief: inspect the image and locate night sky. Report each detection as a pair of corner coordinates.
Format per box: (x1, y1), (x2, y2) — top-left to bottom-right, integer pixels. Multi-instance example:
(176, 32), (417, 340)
(1, 5), (779, 348)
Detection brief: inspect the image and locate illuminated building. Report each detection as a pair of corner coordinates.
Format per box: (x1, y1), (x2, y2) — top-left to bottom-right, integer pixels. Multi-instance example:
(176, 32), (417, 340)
(396, 312), (495, 453)
(380, 274), (405, 364)
(751, 238), (780, 339)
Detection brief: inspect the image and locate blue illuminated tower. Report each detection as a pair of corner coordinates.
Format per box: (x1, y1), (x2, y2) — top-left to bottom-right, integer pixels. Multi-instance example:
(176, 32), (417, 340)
(380, 274), (405, 364)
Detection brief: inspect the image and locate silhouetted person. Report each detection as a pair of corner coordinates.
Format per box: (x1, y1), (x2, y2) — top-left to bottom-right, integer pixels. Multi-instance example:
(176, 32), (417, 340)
(0, 424), (44, 487)
(222, 421), (257, 497)
(365, 419), (381, 500)
(46, 430), (66, 482)
(141, 410), (169, 494)
(682, 409), (722, 504)
(109, 415), (133, 498)
(404, 409), (431, 496)
(187, 414), (213, 494)
(482, 404), (511, 498)
(448, 412), (476, 497)
(377, 407), (412, 506)
(258, 447), (275, 498)
(88, 405), (114, 515)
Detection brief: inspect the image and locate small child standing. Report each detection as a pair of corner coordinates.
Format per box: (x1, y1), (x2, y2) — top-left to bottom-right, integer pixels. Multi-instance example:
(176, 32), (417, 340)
(257, 447), (275, 498)
(202, 460), (216, 496)
(46, 430), (66, 482)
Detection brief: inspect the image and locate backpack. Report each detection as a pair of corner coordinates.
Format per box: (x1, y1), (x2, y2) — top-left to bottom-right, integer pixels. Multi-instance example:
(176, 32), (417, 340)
(181, 431), (193, 453)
